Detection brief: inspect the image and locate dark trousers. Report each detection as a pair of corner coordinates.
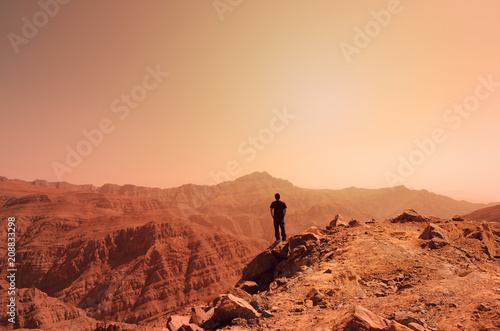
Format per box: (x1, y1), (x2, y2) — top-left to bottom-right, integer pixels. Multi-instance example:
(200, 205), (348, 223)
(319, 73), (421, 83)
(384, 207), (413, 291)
(273, 218), (286, 241)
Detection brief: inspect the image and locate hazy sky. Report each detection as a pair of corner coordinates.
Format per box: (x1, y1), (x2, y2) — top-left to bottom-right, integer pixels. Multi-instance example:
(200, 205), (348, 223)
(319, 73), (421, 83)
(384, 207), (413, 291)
(1, 1), (499, 202)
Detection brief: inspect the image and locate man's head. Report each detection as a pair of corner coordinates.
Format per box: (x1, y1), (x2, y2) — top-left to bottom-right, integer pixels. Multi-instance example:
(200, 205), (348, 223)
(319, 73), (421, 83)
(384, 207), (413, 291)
(275, 193), (280, 200)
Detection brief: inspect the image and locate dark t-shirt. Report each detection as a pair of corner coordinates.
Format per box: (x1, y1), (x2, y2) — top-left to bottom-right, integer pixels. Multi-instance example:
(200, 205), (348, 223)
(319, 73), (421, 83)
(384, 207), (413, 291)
(270, 200), (287, 220)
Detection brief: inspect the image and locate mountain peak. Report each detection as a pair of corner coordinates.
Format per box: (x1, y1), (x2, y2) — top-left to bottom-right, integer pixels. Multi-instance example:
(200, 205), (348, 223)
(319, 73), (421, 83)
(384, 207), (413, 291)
(230, 172), (294, 189)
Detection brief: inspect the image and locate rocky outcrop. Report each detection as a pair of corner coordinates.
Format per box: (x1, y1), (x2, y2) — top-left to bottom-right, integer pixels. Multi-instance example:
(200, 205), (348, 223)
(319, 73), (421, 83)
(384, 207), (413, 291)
(174, 213), (500, 330)
(391, 209), (429, 223)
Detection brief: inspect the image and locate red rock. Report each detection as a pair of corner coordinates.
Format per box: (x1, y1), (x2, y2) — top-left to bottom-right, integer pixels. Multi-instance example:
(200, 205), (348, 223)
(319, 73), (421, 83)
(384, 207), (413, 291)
(211, 294), (260, 325)
(391, 209), (428, 223)
(167, 315), (190, 331)
(419, 223), (448, 241)
(345, 305), (389, 330)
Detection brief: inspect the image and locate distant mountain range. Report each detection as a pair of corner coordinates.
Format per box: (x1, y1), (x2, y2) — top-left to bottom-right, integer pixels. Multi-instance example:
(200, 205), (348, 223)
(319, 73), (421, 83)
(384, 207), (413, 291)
(2, 172), (496, 241)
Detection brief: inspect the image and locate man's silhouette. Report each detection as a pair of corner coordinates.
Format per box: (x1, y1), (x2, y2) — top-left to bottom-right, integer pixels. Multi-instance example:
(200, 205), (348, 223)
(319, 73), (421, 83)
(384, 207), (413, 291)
(270, 193), (287, 241)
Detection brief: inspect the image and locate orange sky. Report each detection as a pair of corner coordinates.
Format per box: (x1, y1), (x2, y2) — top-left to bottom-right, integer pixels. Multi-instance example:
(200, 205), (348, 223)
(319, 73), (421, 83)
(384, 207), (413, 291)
(1, 1), (499, 203)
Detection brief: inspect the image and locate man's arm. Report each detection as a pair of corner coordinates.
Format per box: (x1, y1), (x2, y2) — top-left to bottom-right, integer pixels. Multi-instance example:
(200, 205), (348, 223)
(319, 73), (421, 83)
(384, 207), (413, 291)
(270, 208), (274, 218)
(283, 208), (286, 218)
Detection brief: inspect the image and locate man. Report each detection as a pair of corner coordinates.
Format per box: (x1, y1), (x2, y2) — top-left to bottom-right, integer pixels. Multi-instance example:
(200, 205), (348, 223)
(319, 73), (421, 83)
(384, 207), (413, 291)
(270, 193), (287, 242)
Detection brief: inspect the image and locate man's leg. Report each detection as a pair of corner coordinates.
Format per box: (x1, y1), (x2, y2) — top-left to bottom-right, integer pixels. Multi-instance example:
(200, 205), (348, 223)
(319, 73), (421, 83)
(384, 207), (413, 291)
(273, 219), (280, 241)
(280, 220), (286, 241)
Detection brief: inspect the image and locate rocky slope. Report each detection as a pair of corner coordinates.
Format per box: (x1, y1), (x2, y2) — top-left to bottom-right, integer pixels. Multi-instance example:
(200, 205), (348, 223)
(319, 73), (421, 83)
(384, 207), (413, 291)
(464, 204), (500, 223)
(166, 210), (500, 331)
(0, 180), (267, 329)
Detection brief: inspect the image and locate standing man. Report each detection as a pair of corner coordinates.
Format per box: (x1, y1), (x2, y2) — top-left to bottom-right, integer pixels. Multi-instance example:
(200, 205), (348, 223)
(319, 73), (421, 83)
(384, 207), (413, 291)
(270, 193), (287, 242)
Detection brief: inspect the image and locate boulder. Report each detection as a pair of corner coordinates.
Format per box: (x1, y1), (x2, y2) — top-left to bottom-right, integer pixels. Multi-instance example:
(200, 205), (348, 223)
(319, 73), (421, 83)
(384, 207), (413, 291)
(190, 306), (212, 327)
(303, 226), (323, 236)
(452, 215), (465, 222)
(177, 324), (203, 331)
(391, 210), (428, 223)
(345, 305), (389, 330)
(241, 250), (278, 283)
(329, 214), (348, 228)
(166, 315), (190, 331)
(238, 281), (259, 295)
(393, 311), (424, 327)
(465, 224), (499, 258)
(305, 288), (324, 306)
(419, 223), (448, 241)
(210, 294), (260, 325)
(344, 306), (411, 331)
(270, 241), (289, 260)
(348, 219), (362, 227)
(288, 232), (320, 251)
(481, 223), (499, 258)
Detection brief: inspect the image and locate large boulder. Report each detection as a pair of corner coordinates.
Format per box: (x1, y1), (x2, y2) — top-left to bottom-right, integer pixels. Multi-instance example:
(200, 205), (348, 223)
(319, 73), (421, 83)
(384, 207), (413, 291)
(210, 294), (260, 325)
(288, 232), (320, 251)
(190, 306), (212, 327)
(166, 315), (190, 331)
(241, 250), (278, 283)
(391, 210), (428, 223)
(467, 223), (499, 259)
(344, 306), (411, 331)
(329, 214), (348, 228)
(419, 223), (448, 241)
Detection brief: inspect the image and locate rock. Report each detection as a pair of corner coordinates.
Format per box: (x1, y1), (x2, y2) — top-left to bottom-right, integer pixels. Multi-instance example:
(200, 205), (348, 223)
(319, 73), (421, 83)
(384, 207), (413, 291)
(345, 305), (389, 330)
(270, 240), (289, 260)
(329, 214), (348, 228)
(427, 238), (449, 249)
(393, 311), (424, 327)
(303, 226), (323, 236)
(388, 320), (413, 331)
(166, 315), (190, 331)
(304, 300), (314, 308)
(178, 324), (204, 331)
(190, 306), (212, 327)
(305, 288), (324, 305)
(249, 295), (269, 312)
(288, 232), (320, 251)
(419, 223), (448, 241)
(228, 287), (253, 303)
(452, 215), (465, 222)
(348, 219), (362, 227)
(262, 310), (274, 318)
(290, 245), (307, 259)
(407, 322), (426, 331)
(210, 294), (260, 326)
(391, 209), (428, 223)
(239, 281), (259, 295)
(481, 223), (499, 258)
(241, 250), (278, 283)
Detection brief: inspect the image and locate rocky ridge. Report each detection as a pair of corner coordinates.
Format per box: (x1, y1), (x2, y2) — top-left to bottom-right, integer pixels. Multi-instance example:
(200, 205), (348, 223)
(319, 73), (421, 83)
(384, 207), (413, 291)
(165, 210), (500, 331)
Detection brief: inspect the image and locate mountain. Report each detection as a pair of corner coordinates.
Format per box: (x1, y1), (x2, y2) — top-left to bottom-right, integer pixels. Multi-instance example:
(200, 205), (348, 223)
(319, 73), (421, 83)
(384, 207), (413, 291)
(18, 171), (496, 242)
(0, 173), (496, 329)
(463, 204), (500, 223)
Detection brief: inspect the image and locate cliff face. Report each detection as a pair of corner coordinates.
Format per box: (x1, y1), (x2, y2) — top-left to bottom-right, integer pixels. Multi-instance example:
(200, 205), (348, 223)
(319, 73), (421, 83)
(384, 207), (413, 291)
(0, 180), (267, 329)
